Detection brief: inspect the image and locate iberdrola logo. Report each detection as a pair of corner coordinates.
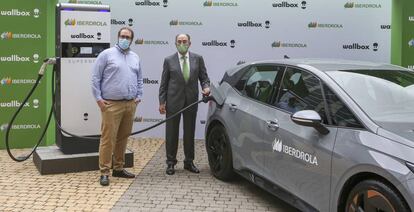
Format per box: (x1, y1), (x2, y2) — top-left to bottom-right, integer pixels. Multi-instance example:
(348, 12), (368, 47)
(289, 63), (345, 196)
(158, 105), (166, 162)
(272, 138), (282, 152)
(135, 39), (144, 45)
(308, 22), (317, 28)
(169, 20), (178, 26)
(1, 32), (12, 40)
(203, 0), (213, 6)
(65, 19), (76, 26)
(271, 41), (281, 47)
(1, 77), (12, 85)
(344, 2), (354, 8)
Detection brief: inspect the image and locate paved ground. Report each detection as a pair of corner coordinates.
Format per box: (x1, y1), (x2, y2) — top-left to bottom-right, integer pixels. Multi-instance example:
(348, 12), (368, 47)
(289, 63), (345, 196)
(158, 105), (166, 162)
(112, 141), (298, 212)
(0, 138), (163, 212)
(0, 138), (298, 211)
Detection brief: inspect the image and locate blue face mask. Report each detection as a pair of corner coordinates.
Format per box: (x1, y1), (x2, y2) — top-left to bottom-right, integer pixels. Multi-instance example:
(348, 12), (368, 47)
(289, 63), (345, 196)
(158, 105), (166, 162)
(118, 38), (131, 50)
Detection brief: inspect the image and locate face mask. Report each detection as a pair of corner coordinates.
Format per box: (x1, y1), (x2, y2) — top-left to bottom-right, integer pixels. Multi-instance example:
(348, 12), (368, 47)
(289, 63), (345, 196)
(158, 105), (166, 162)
(118, 38), (131, 50)
(176, 44), (189, 54)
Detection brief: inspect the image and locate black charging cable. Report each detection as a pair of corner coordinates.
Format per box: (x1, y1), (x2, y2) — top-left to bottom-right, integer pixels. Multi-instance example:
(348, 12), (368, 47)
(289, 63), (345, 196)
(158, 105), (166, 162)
(5, 58), (216, 162)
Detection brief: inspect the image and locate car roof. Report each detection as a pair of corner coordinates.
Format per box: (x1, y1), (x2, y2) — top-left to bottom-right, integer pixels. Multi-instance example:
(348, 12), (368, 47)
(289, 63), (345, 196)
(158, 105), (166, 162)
(228, 58), (407, 75)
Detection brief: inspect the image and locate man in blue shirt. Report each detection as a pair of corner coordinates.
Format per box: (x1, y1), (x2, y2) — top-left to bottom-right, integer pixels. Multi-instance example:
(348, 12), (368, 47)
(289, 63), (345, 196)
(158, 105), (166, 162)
(92, 27), (143, 186)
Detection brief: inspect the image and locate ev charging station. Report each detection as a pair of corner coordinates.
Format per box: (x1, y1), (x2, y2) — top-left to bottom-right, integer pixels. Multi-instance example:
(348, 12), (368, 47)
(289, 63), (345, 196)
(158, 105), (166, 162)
(55, 3), (110, 154)
(32, 3), (132, 174)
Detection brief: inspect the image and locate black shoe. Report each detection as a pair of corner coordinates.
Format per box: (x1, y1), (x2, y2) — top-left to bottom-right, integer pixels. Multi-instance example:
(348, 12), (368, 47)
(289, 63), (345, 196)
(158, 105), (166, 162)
(184, 162), (200, 173)
(166, 164), (175, 175)
(112, 169), (135, 178)
(100, 175), (109, 186)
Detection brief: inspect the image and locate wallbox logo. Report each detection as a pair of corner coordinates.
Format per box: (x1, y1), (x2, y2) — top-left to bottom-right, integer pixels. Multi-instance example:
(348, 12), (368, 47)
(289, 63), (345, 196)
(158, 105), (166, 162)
(71, 33), (95, 39)
(143, 78), (159, 84)
(134, 38), (168, 45)
(272, 138), (318, 165)
(273, 1), (298, 8)
(344, 2), (381, 9)
(111, 18), (134, 26)
(203, 1), (238, 7)
(237, 21), (271, 28)
(33, 99), (39, 109)
(68, 0), (102, 4)
(1, 32), (42, 40)
(65, 19), (107, 27)
(0, 100), (30, 108)
(33, 54), (39, 63)
(0, 9), (31, 17)
(409, 16), (414, 22)
(408, 65), (414, 70)
(271, 41), (307, 48)
(1, 77), (36, 86)
(380, 25), (391, 29)
(308, 22), (343, 28)
(202, 40), (236, 48)
(0, 54), (35, 63)
(408, 39), (414, 47)
(272, 1), (306, 9)
(0, 123), (41, 132)
(169, 20), (203, 26)
(135, 0), (166, 7)
(33, 8), (40, 18)
(343, 43), (379, 51)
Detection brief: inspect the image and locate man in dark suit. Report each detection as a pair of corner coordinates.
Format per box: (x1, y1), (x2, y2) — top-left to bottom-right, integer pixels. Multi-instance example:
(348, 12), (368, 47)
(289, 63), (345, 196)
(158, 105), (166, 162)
(159, 33), (210, 175)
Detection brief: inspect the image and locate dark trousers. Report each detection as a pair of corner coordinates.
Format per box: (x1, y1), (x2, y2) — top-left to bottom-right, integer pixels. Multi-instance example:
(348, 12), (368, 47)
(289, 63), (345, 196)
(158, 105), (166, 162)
(165, 100), (197, 165)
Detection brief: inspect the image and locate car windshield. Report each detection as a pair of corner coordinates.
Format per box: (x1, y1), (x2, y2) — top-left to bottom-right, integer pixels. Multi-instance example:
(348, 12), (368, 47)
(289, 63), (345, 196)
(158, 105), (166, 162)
(327, 69), (414, 123)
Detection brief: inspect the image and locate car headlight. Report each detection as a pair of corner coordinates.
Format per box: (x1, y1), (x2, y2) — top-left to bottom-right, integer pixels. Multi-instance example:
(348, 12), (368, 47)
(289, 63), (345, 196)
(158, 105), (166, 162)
(406, 162), (414, 173)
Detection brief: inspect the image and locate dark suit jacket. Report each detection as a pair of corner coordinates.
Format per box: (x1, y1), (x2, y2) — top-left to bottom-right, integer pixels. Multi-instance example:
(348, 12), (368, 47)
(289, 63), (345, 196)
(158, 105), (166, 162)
(159, 52), (210, 113)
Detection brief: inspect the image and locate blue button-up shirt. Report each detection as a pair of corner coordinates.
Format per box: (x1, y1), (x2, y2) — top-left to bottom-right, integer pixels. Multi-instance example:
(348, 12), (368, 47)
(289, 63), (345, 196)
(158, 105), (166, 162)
(92, 45), (143, 101)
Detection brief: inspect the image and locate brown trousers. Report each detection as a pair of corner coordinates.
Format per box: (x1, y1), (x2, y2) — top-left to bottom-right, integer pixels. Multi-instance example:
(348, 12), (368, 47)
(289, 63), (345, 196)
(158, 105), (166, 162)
(99, 100), (136, 175)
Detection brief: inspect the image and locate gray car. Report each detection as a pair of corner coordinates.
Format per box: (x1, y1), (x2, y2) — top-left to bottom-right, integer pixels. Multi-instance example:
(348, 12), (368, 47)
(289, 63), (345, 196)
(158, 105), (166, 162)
(205, 59), (414, 212)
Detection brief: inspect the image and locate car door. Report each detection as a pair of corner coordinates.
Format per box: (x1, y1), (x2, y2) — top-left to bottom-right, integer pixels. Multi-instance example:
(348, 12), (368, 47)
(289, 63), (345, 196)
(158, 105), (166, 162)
(225, 65), (284, 173)
(262, 67), (337, 211)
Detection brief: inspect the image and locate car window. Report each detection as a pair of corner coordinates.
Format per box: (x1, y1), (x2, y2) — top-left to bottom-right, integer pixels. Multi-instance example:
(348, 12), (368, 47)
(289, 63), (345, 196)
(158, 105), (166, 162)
(274, 67), (328, 123)
(323, 85), (364, 128)
(236, 65), (283, 104)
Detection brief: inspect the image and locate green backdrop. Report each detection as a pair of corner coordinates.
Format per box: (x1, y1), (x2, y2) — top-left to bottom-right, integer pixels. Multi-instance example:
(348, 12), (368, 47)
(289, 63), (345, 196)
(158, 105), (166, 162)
(392, 0), (414, 69)
(0, 0), (49, 149)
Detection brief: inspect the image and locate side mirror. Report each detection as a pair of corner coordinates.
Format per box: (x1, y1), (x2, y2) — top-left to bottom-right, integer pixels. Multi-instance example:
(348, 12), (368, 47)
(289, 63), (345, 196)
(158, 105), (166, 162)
(291, 110), (329, 135)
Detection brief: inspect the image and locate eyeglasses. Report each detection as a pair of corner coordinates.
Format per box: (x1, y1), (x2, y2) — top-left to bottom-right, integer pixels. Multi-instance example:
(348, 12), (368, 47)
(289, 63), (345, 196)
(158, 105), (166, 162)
(119, 35), (132, 40)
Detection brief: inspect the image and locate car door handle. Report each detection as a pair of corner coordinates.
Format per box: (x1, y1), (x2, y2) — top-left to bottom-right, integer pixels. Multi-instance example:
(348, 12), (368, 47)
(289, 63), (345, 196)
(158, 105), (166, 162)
(266, 120), (279, 131)
(229, 103), (238, 112)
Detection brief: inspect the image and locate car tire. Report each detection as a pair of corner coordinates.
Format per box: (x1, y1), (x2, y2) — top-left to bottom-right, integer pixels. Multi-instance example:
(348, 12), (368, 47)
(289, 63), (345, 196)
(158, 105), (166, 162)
(343, 179), (410, 212)
(206, 124), (235, 181)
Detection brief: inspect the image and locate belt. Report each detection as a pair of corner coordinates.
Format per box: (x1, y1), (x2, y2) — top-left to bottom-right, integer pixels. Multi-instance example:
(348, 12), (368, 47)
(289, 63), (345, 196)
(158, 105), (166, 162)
(104, 99), (133, 102)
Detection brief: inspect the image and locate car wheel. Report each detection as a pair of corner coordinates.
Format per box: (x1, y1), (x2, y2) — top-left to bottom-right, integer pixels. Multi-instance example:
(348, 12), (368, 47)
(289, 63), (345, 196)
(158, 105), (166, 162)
(344, 180), (409, 212)
(206, 124), (235, 181)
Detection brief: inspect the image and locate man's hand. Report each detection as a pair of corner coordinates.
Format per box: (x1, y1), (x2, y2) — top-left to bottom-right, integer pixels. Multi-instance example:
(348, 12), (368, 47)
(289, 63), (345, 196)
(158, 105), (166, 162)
(201, 87), (210, 96)
(135, 98), (141, 105)
(97, 100), (109, 112)
(159, 103), (166, 114)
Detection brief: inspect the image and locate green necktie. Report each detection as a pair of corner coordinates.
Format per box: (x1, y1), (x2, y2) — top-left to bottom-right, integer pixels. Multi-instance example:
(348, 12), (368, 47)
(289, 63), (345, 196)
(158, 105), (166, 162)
(182, 56), (189, 82)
